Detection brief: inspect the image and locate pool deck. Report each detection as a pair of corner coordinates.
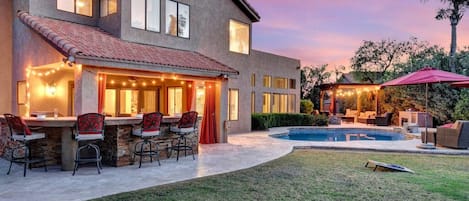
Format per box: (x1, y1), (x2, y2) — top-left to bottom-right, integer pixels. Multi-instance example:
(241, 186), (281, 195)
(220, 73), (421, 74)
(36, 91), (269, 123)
(1, 125), (468, 201)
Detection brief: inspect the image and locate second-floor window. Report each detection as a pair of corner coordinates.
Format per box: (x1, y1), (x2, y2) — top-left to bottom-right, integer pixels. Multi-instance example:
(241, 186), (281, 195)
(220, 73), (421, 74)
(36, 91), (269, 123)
(229, 20), (250, 54)
(131, 0), (161, 32)
(57, 0), (93, 17)
(165, 0), (190, 38)
(100, 0), (117, 17)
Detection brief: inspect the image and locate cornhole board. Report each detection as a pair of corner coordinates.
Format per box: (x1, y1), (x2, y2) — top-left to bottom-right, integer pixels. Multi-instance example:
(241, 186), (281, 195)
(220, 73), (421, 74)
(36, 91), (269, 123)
(365, 160), (414, 173)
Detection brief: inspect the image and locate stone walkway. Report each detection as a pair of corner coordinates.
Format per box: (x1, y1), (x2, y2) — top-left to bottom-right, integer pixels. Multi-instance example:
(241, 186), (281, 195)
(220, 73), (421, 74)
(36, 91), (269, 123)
(1, 126), (468, 201)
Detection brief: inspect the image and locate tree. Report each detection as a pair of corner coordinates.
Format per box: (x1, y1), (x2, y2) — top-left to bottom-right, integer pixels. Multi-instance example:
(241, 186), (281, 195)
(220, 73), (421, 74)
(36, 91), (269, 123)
(433, 0), (469, 72)
(381, 44), (467, 125)
(350, 38), (427, 83)
(301, 64), (331, 109)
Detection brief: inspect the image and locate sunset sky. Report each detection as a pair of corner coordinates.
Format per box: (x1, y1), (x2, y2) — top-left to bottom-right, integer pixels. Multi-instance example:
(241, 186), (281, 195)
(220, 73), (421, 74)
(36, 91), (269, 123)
(248, 0), (469, 72)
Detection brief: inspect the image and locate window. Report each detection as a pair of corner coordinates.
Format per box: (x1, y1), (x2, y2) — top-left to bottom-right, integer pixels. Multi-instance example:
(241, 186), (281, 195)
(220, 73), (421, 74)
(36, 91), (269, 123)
(100, 0), (117, 17)
(251, 73), (255, 87)
(166, 0), (190, 38)
(262, 93), (271, 113)
(228, 89), (239, 120)
(251, 92), (255, 113)
(288, 94), (296, 113)
(104, 89), (116, 116)
(272, 94), (288, 113)
(195, 86), (205, 116)
(289, 79), (296, 89)
(273, 77), (288, 89)
(57, 0), (93, 16)
(229, 20), (250, 54)
(131, 0), (161, 32)
(119, 89), (139, 116)
(263, 75), (271, 88)
(168, 87), (182, 116)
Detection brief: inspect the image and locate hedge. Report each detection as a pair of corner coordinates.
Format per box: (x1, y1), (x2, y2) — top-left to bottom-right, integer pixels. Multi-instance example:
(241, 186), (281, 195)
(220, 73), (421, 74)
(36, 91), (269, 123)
(251, 113), (328, 130)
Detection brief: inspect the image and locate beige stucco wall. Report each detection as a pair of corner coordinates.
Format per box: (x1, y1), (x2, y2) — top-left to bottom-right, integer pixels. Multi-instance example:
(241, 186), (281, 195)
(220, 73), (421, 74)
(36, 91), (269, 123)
(11, 0), (300, 137)
(0, 1), (13, 114)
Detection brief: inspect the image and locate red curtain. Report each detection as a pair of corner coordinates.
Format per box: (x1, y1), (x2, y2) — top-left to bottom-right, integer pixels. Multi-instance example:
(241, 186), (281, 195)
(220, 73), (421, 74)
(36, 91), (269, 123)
(329, 91), (336, 115)
(97, 74), (106, 114)
(186, 81), (194, 111)
(199, 82), (217, 144)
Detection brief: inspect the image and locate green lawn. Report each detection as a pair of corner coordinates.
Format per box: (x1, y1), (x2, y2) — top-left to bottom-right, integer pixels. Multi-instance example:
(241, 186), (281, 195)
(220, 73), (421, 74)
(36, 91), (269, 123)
(93, 150), (469, 201)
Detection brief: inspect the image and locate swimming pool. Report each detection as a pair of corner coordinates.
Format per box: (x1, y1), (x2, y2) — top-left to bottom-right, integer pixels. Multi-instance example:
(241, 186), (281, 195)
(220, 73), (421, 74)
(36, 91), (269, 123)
(271, 128), (405, 142)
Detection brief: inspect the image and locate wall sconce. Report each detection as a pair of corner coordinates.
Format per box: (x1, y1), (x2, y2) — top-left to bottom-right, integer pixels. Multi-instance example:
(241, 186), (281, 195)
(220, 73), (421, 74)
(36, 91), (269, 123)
(46, 83), (57, 96)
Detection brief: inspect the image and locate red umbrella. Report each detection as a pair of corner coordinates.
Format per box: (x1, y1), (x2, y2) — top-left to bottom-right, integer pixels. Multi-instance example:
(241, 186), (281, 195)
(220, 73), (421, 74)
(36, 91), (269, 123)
(381, 67), (469, 148)
(381, 67), (469, 87)
(452, 81), (469, 88)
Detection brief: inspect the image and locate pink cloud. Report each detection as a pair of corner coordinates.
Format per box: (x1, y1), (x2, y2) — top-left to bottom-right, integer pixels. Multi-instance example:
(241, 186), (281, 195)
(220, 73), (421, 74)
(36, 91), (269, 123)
(249, 0), (469, 71)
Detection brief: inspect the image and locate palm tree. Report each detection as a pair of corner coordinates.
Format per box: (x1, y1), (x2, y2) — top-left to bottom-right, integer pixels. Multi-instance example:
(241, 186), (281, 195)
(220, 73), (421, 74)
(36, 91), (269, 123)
(434, 0), (469, 72)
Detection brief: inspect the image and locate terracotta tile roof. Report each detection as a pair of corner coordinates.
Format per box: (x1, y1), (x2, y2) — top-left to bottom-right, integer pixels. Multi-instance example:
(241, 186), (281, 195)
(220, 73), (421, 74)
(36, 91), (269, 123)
(17, 11), (238, 75)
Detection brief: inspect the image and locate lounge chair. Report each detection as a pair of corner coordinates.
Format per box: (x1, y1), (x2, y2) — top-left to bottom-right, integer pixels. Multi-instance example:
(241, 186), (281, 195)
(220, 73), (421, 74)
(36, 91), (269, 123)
(435, 120), (469, 149)
(375, 112), (393, 126)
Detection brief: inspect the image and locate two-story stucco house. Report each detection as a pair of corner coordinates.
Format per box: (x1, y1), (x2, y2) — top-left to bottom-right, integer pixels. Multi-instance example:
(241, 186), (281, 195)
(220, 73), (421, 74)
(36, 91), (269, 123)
(0, 0), (300, 142)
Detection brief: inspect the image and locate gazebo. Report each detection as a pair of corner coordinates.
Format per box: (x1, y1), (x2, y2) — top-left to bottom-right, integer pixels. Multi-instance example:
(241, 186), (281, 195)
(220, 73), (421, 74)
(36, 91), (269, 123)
(319, 83), (380, 116)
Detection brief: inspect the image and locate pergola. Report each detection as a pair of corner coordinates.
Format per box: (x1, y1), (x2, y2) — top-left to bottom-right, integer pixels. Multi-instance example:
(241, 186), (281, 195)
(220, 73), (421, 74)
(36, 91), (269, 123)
(319, 83), (380, 115)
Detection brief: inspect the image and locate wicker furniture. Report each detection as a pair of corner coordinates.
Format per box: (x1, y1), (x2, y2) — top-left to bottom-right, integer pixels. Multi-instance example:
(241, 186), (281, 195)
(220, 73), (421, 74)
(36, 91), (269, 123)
(357, 111), (376, 125)
(375, 112), (393, 126)
(435, 121), (469, 149)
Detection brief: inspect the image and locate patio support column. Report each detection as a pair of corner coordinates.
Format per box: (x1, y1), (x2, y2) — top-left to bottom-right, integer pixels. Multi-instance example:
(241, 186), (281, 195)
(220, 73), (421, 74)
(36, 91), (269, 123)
(217, 79), (228, 143)
(375, 90), (379, 114)
(356, 92), (361, 121)
(74, 65), (98, 115)
(319, 91), (325, 112)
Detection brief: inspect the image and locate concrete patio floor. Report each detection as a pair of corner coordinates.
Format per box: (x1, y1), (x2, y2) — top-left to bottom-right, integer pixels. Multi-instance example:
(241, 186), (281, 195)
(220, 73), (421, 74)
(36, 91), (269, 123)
(1, 125), (468, 201)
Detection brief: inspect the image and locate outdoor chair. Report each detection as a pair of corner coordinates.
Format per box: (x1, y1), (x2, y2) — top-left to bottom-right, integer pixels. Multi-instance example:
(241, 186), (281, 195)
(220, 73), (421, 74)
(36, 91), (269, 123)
(169, 111), (198, 161)
(3, 113), (47, 177)
(341, 109), (356, 123)
(375, 112), (393, 126)
(132, 112), (163, 168)
(435, 120), (469, 149)
(73, 113), (105, 176)
(357, 111), (376, 125)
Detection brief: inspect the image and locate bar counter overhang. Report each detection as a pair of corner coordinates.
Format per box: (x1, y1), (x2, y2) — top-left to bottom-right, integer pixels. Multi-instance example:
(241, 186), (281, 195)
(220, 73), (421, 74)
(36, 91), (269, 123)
(5, 116), (198, 171)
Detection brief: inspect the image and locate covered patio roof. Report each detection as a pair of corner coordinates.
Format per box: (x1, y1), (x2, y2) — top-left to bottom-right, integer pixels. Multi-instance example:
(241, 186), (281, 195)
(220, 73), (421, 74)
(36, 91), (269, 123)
(17, 11), (239, 78)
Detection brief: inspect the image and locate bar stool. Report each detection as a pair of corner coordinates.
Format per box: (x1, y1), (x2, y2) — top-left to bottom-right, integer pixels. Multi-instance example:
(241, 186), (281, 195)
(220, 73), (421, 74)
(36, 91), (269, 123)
(73, 113), (105, 176)
(3, 113), (47, 177)
(169, 111), (198, 161)
(132, 112), (163, 168)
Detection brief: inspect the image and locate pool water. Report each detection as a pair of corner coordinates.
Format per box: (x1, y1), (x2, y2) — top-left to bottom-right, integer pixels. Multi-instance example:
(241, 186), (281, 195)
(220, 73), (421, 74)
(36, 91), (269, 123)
(271, 128), (405, 142)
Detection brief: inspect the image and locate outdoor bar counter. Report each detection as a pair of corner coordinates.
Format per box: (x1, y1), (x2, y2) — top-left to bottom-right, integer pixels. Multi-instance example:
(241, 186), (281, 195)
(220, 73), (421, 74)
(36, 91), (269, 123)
(12, 116), (198, 171)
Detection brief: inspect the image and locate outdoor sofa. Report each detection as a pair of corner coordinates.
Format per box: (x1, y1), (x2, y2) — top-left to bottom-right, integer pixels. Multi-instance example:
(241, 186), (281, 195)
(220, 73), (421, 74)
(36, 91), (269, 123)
(421, 120), (469, 149)
(341, 109), (357, 123)
(357, 111), (376, 125)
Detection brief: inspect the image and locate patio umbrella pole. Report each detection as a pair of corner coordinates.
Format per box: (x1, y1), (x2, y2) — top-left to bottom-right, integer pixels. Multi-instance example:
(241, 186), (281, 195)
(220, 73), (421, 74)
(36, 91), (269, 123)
(419, 83), (435, 149)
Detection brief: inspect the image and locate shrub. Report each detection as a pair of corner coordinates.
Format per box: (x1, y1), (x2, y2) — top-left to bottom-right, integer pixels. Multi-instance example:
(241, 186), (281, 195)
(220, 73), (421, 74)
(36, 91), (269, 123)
(453, 89), (469, 120)
(251, 113), (271, 130)
(300, 100), (314, 114)
(251, 113), (328, 130)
